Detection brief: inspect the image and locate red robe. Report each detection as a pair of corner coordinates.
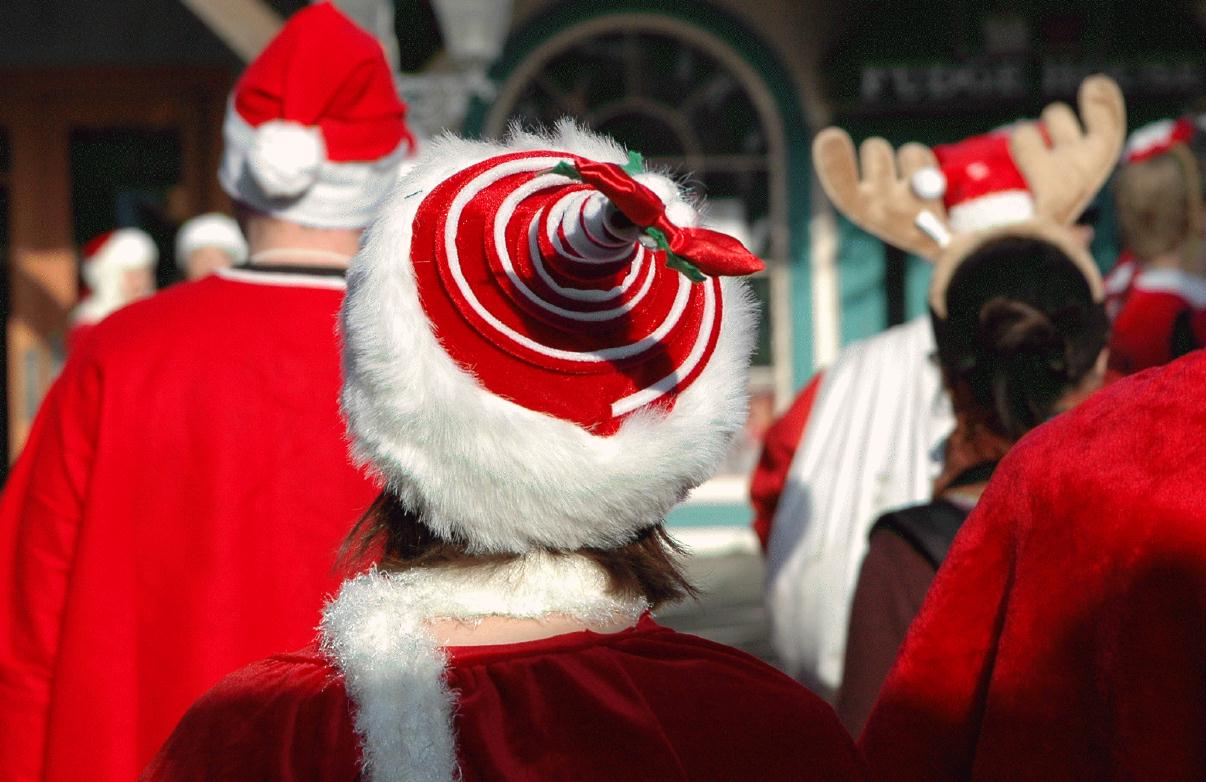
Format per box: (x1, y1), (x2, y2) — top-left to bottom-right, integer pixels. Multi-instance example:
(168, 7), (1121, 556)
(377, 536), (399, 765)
(1109, 266), (1206, 375)
(749, 373), (821, 550)
(0, 267), (378, 782)
(860, 351), (1206, 780)
(143, 617), (868, 781)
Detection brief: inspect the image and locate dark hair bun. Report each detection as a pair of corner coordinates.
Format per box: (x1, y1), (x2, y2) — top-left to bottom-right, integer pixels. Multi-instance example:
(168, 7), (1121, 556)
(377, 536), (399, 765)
(977, 298), (1067, 377)
(972, 297), (1074, 440)
(935, 236), (1109, 443)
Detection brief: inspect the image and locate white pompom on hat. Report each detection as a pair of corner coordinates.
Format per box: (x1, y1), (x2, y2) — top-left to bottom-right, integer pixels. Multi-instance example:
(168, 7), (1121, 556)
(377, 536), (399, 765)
(174, 213), (248, 269)
(218, 2), (415, 228)
(247, 121), (326, 199)
(340, 122), (763, 554)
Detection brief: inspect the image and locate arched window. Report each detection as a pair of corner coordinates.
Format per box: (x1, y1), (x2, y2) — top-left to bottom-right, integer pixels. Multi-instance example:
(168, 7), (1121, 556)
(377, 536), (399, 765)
(484, 15), (790, 480)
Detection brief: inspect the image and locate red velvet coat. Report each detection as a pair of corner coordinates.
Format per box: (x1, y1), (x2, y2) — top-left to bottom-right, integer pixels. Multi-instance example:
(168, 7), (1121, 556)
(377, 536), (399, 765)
(860, 351), (1206, 780)
(0, 269), (378, 782)
(143, 618), (868, 781)
(1109, 267), (1206, 374)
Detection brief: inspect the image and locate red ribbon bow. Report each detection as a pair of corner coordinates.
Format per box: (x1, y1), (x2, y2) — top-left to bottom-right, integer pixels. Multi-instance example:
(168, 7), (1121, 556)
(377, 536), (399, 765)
(573, 159), (765, 279)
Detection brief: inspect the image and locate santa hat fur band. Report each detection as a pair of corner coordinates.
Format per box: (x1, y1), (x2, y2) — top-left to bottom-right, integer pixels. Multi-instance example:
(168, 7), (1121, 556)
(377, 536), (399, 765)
(341, 122), (761, 553)
(219, 2), (414, 229)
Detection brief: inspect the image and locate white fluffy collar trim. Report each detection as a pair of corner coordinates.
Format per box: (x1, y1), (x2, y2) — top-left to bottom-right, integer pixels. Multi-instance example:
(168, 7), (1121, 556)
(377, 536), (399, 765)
(319, 554), (648, 782)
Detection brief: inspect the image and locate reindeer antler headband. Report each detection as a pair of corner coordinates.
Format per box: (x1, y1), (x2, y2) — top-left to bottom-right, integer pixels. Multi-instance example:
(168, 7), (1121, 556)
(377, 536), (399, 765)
(814, 75), (1126, 318)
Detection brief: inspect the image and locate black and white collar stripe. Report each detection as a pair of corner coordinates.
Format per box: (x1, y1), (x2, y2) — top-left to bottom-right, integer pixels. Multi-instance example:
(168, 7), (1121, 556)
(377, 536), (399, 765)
(217, 264), (346, 290)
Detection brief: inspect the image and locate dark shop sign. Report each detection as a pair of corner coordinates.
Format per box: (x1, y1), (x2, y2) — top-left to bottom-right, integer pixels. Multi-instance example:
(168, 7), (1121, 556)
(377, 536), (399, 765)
(858, 59), (1204, 109)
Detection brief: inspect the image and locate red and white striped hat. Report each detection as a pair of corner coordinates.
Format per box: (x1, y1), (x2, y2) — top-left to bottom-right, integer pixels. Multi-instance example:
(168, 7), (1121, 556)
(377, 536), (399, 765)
(910, 130), (1036, 234)
(219, 2), (414, 229)
(340, 123), (762, 553)
(1123, 117), (1194, 164)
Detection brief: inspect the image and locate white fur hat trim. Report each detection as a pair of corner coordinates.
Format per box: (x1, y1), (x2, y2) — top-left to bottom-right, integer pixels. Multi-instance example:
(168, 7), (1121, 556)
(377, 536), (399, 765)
(340, 122), (757, 554)
(219, 102), (409, 229)
(320, 554), (647, 782)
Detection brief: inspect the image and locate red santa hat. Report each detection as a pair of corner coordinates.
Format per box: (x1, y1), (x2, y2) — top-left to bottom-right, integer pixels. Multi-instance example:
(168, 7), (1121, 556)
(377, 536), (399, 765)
(340, 122), (762, 553)
(1123, 117), (1195, 164)
(910, 130), (1036, 234)
(81, 228), (158, 292)
(218, 2), (414, 229)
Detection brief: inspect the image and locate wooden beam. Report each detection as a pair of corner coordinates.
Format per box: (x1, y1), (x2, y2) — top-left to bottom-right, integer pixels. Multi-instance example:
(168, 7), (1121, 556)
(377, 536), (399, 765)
(178, 0), (284, 62)
(6, 113), (73, 456)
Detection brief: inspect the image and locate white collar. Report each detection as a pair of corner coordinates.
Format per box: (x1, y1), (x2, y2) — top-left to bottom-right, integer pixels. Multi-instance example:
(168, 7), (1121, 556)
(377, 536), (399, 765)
(1134, 266), (1206, 308)
(319, 554), (648, 782)
(216, 265), (346, 290)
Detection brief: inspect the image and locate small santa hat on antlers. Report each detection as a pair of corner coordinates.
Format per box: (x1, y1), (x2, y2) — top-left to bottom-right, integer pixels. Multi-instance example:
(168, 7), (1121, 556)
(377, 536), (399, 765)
(909, 130), (1037, 235)
(813, 75), (1125, 319)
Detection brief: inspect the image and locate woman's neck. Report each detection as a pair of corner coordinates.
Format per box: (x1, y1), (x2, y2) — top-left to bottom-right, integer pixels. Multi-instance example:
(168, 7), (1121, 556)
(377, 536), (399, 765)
(242, 214), (361, 267)
(247, 247), (354, 266)
(427, 612), (639, 647)
(1144, 251), (1192, 272)
(940, 482), (987, 509)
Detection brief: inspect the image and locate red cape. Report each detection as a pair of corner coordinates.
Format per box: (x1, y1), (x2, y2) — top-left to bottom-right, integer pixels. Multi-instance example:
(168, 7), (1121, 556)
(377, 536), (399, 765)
(0, 272), (378, 782)
(861, 351), (1206, 780)
(144, 618), (867, 781)
(749, 373), (821, 550)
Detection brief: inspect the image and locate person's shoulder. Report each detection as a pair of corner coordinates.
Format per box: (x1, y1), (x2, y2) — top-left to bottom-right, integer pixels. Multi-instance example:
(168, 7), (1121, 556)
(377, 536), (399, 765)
(75, 278), (233, 359)
(177, 645), (348, 728)
(1116, 284), (1191, 320)
(634, 628), (867, 778)
(216, 644), (340, 689)
(141, 646), (358, 781)
(998, 350), (1206, 529)
(77, 274), (341, 365)
(642, 628), (842, 716)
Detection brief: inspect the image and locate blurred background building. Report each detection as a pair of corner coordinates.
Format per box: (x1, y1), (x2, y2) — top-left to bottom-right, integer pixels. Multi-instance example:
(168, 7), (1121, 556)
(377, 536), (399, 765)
(2, 0), (1204, 545)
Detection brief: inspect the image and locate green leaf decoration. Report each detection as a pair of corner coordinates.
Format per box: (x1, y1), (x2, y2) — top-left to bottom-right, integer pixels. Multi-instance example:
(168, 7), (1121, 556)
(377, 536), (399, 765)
(666, 254), (707, 283)
(646, 227), (705, 283)
(645, 226), (670, 250)
(547, 161), (582, 180)
(622, 150), (645, 175)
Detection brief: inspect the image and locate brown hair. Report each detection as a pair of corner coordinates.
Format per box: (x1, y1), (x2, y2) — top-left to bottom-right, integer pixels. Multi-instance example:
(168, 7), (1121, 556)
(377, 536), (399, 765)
(341, 492), (697, 610)
(1114, 146), (1203, 263)
(934, 237), (1110, 441)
